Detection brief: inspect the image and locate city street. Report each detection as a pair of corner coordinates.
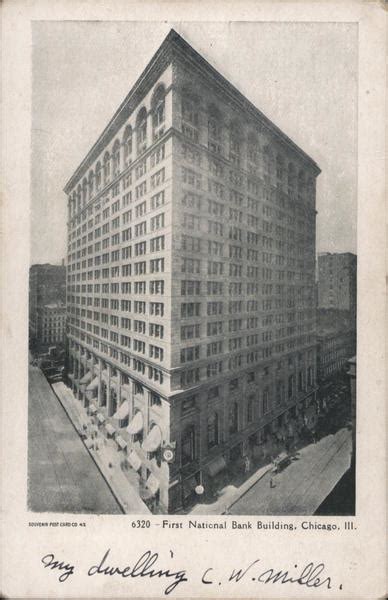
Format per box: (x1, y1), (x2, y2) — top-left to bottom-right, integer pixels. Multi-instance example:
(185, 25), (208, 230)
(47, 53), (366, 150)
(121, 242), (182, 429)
(28, 365), (122, 513)
(229, 426), (352, 515)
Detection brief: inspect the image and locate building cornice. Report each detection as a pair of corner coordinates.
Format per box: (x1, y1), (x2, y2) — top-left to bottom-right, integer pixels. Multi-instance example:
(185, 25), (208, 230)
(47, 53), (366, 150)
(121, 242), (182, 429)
(64, 33), (175, 194)
(170, 34), (320, 176)
(64, 28), (320, 195)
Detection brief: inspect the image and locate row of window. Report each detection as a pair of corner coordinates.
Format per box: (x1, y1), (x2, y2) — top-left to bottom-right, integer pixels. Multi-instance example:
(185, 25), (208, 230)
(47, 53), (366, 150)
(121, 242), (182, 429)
(68, 87), (168, 216)
(180, 96), (315, 192)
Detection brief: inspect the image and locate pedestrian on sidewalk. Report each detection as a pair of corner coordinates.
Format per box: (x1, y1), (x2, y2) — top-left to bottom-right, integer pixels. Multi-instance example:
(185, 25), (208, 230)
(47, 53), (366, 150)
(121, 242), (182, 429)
(244, 455), (251, 473)
(270, 476), (276, 488)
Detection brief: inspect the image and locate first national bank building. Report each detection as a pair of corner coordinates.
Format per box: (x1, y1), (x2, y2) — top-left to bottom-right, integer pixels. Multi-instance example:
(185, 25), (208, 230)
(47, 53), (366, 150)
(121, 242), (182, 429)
(64, 29), (320, 513)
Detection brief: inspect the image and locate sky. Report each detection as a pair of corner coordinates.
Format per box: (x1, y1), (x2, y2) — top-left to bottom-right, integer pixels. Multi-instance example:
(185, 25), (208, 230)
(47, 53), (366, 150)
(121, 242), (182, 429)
(31, 21), (357, 265)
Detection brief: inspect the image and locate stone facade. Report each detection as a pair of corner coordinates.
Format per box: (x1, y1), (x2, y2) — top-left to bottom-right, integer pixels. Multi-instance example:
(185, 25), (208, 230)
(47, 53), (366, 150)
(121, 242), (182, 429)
(318, 252), (357, 316)
(64, 30), (320, 513)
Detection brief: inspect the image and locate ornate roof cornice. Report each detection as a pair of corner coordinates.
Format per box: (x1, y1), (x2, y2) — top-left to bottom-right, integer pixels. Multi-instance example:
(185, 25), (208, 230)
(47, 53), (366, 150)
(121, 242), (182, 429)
(64, 28), (320, 195)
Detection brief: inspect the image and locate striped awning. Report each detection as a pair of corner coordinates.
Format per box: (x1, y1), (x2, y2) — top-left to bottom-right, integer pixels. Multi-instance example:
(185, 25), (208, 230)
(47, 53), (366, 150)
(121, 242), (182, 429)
(127, 411), (143, 435)
(128, 450), (141, 471)
(105, 423), (116, 436)
(146, 473), (160, 495)
(86, 376), (99, 392)
(113, 400), (129, 420)
(79, 371), (92, 386)
(142, 425), (162, 453)
(207, 455), (227, 477)
(116, 435), (127, 450)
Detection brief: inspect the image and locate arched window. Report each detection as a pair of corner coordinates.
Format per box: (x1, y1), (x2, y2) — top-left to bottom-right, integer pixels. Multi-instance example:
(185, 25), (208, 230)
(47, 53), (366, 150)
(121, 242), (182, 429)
(103, 151), (110, 184)
(76, 184), (82, 212)
(112, 139), (121, 177)
(276, 154), (285, 183)
(307, 176), (314, 196)
(181, 91), (199, 143)
(151, 85), (166, 141)
(123, 125), (132, 165)
(288, 163), (296, 192)
(181, 425), (196, 465)
(263, 146), (271, 181)
(229, 401), (239, 434)
(95, 161), (102, 190)
(208, 105), (222, 155)
(229, 120), (242, 166)
(247, 131), (259, 168)
(298, 169), (305, 195)
(82, 178), (88, 206)
(71, 192), (77, 217)
(88, 170), (94, 199)
(136, 107), (147, 155)
(207, 412), (219, 448)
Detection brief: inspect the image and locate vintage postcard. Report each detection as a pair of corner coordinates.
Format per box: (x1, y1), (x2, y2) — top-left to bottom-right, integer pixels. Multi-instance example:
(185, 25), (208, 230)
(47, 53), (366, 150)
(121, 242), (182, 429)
(1, 1), (386, 598)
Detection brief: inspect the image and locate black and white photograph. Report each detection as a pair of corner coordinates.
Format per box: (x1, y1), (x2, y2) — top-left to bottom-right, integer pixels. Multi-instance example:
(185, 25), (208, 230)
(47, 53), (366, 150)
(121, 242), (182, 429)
(28, 21), (358, 516)
(2, 2), (387, 599)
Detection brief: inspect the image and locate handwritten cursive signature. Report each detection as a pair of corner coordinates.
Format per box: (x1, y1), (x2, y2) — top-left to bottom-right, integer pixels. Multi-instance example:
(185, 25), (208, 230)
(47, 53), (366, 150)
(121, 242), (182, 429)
(41, 550), (341, 593)
(202, 558), (335, 589)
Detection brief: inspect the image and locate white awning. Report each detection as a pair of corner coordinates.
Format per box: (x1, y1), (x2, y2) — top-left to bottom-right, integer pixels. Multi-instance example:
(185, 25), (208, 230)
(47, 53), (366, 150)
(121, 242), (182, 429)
(113, 400), (129, 420)
(120, 386), (130, 400)
(142, 425), (162, 453)
(127, 411), (143, 435)
(88, 404), (97, 415)
(207, 455), (227, 477)
(128, 450), (142, 471)
(105, 423), (116, 436)
(97, 412), (105, 424)
(116, 435), (127, 450)
(146, 473), (160, 495)
(79, 371), (92, 385)
(86, 376), (99, 392)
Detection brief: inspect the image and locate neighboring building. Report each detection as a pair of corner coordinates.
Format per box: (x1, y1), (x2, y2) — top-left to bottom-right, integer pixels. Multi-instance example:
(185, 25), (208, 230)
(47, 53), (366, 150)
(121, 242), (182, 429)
(64, 29), (320, 513)
(37, 303), (67, 346)
(29, 263), (66, 348)
(317, 252), (357, 316)
(317, 327), (355, 382)
(316, 308), (356, 384)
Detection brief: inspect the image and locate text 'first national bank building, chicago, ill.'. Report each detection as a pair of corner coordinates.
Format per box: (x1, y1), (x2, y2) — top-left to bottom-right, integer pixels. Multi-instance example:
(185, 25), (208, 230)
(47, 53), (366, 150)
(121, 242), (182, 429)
(64, 29), (320, 513)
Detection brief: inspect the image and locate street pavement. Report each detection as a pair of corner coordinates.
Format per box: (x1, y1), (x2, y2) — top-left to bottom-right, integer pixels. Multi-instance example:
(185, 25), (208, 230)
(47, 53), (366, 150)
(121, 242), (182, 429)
(28, 366), (122, 514)
(229, 427), (352, 515)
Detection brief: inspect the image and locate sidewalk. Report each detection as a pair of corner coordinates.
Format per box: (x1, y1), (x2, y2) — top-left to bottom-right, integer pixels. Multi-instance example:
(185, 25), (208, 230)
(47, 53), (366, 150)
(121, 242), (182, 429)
(190, 462), (273, 515)
(52, 382), (150, 515)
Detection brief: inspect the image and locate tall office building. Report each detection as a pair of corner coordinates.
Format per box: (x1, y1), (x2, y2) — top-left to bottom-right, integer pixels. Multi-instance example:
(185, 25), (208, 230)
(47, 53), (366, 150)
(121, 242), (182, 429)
(318, 253), (357, 315)
(29, 263), (66, 346)
(64, 30), (320, 513)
